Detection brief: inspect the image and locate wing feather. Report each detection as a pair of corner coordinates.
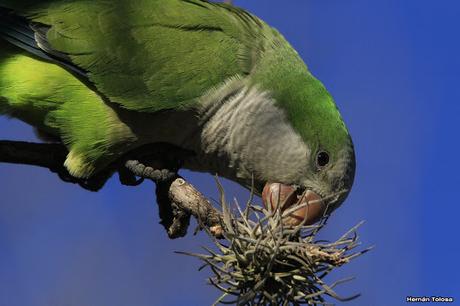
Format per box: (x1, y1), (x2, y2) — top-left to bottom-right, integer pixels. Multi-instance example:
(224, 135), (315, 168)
(0, 0), (266, 112)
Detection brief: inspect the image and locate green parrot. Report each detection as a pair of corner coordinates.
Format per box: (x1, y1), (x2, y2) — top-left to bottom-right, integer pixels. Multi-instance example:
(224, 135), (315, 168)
(0, 0), (355, 224)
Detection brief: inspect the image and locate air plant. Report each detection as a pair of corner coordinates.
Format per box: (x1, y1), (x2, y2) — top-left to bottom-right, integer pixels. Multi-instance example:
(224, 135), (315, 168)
(179, 181), (371, 305)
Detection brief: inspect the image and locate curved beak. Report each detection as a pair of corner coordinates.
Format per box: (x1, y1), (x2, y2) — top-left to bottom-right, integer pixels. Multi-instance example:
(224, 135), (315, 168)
(262, 183), (326, 226)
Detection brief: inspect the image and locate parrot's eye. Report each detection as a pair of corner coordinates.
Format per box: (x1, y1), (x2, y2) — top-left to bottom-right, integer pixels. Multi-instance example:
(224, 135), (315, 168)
(316, 151), (330, 168)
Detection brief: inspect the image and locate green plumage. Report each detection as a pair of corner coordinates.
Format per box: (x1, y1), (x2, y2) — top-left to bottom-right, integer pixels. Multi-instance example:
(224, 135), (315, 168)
(0, 0), (265, 177)
(0, 43), (137, 175)
(13, 0), (259, 112)
(0, 0), (354, 204)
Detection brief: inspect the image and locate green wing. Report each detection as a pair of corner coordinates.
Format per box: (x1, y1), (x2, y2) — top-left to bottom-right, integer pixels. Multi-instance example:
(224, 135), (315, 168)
(0, 0), (264, 112)
(0, 0), (268, 178)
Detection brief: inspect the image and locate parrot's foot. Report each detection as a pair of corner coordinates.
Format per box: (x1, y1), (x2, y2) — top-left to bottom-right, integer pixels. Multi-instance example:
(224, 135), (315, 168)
(122, 159), (223, 239)
(124, 160), (177, 182)
(118, 165), (144, 186)
(55, 167), (112, 192)
(123, 159), (192, 238)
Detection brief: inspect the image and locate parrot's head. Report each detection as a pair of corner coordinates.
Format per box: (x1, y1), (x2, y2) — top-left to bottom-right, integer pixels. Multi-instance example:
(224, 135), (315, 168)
(258, 78), (356, 225)
(197, 25), (355, 226)
(246, 48), (356, 226)
(259, 108), (355, 226)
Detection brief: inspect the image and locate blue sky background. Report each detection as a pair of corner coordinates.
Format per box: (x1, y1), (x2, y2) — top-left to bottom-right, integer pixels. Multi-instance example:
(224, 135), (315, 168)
(0, 1), (459, 305)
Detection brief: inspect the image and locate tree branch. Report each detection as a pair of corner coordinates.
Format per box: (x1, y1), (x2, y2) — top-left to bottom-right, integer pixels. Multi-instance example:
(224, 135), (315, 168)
(0, 140), (67, 169)
(0, 140), (112, 191)
(124, 159), (222, 238)
(169, 178), (223, 237)
(0, 140), (223, 238)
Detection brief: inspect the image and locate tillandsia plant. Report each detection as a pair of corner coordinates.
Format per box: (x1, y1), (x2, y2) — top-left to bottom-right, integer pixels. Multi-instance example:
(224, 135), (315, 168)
(180, 181), (371, 306)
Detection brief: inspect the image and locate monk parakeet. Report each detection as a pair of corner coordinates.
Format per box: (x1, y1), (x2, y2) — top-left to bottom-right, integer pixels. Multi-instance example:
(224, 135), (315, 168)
(0, 0), (355, 224)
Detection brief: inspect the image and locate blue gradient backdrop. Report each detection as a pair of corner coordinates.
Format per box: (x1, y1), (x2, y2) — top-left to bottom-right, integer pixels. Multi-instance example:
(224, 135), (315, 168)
(0, 1), (458, 305)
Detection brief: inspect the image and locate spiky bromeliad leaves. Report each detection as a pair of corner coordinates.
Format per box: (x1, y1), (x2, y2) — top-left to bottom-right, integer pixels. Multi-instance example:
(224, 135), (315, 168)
(180, 182), (371, 306)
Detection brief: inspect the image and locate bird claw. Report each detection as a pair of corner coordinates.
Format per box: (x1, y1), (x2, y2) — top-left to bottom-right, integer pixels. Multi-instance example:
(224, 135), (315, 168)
(124, 160), (177, 183)
(118, 165), (144, 186)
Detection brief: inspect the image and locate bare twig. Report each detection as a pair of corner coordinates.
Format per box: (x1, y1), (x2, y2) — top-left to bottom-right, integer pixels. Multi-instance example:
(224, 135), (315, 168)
(0, 139), (222, 238)
(169, 178), (223, 237)
(0, 140), (112, 191)
(0, 140), (67, 168)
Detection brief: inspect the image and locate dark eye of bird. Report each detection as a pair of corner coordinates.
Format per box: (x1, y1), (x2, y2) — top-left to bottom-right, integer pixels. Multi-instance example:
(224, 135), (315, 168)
(317, 151), (330, 168)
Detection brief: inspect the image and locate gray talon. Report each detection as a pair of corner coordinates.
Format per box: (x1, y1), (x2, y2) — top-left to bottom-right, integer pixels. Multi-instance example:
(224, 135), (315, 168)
(125, 159), (178, 183)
